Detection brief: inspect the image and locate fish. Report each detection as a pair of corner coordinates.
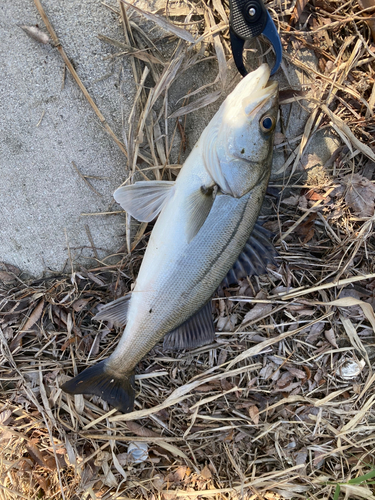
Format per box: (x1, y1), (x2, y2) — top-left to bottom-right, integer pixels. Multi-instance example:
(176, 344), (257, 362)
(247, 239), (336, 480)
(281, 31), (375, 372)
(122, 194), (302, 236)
(61, 63), (279, 413)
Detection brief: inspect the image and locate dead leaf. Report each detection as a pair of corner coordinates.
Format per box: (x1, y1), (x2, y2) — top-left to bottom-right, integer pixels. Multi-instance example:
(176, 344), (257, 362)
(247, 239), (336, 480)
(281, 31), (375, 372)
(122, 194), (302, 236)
(324, 328), (338, 348)
(153, 474), (164, 490)
(72, 297), (92, 312)
(295, 448), (308, 467)
(20, 25), (50, 44)
(174, 466), (187, 482)
(305, 322), (325, 343)
(26, 440), (50, 469)
(0, 410), (12, 425)
(126, 420), (160, 437)
(217, 313), (237, 331)
(21, 299), (44, 332)
(200, 465), (212, 479)
(343, 173), (375, 217)
(248, 405), (259, 424)
(274, 132), (286, 145)
(241, 292), (272, 325)
(286, 366), (307, 379)
(0, 271), (17, 284)
(273, 381), (301, 393)
(33, 474), (50, 495)
(295, 213), (317, 243)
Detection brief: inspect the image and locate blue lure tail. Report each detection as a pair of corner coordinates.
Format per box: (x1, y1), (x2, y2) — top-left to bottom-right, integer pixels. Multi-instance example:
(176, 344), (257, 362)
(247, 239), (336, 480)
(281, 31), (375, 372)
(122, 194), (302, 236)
(61, 360), (135, 413)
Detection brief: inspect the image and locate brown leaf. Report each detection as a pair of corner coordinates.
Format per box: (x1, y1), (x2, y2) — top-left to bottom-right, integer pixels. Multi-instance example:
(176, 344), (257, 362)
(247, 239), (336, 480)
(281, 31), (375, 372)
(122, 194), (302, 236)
(242, 302), (273, 325)
(273, 381), (301, 393)
(153, 474), (165, 490)
(305, 189), (325, 201)
(200, 465), (212, 480)
(33, 474), (51, 494)
(0, 410), (12, 425)
(324, 328), (338, 348)
(305, 322), (325, 343)
(174, 466), (187, 482)
(217, 349), (228, 366)
(343, 173), (375, 217)
(286, 366), (307, 379)
(274, 132), (286, 145)
(72, 297), (92, 312)
(26, 440), (50, 469)
(126, 420), (160, 437)
(295, 213), (317, 243)
(0, 271), (17, 284)
(21, 299), (44, 332)
(248, 405), (259, 425)
(0, 262), (21, 275)
(217, 313), (237, 331)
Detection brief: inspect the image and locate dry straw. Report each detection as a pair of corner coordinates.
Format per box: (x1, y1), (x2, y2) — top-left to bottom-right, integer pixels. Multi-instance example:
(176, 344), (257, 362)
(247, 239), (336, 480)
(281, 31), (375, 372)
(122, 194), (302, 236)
(1, 0), (375, 498)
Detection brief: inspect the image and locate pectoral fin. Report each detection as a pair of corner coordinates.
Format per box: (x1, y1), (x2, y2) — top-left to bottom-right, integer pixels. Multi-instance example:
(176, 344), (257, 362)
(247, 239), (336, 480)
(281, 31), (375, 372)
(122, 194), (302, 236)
(114, 181), (175, 222)
(223, 223), (278, 287)
(93, 294), (131, 326)
(185, 185), (216, 243)
(163, 301), (215, 350)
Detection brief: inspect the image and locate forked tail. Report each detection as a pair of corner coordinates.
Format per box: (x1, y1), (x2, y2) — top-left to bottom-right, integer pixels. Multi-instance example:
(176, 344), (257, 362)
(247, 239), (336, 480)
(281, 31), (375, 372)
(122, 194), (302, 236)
(61, 360), (135, 413)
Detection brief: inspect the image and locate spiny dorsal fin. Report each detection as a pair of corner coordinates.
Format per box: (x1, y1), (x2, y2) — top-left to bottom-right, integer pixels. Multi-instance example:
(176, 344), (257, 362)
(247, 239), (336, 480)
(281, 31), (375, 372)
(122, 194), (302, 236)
(114, 181), (175, 222)
(222, 223), (278, 287)
(163, 301), (215, 350)
(93, 295), (131, 326)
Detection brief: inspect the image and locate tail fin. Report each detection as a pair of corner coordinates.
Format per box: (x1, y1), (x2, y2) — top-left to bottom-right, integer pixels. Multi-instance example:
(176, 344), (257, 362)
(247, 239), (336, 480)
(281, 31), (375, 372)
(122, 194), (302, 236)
(61, 360), (135, 413)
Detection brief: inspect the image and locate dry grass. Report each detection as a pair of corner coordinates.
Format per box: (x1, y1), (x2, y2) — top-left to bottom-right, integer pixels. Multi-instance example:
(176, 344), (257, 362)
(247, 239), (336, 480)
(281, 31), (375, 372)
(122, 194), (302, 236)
(1, 0), (375, 498)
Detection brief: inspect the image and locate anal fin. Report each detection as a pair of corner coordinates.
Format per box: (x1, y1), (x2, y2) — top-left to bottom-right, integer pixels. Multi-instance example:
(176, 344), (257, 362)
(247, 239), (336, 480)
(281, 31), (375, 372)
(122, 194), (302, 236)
(61, 360), (135, 413)
(163, 301), (215, 350)
(222, 222), (278, 287)
(93, 294), (131, 326)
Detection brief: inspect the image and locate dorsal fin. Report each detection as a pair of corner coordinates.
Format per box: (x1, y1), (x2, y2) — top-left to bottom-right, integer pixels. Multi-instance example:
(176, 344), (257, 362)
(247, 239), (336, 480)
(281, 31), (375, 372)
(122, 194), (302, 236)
(222, 223), (278, 287)
(163, 301), (215, 350)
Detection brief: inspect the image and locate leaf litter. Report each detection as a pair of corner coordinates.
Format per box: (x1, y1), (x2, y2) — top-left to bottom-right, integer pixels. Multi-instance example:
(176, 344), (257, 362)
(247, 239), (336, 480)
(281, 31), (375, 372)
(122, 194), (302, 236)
(2, 0), (375, 498)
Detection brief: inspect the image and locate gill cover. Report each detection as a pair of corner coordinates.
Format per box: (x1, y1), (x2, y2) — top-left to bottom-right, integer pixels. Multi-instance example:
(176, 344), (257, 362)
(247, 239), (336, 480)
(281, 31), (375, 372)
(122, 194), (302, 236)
(201, 64), (278, 198)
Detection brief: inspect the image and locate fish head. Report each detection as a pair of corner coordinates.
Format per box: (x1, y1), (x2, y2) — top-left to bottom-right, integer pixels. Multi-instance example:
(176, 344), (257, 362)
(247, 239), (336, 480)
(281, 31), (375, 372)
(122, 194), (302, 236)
(202, 64), (279, 198)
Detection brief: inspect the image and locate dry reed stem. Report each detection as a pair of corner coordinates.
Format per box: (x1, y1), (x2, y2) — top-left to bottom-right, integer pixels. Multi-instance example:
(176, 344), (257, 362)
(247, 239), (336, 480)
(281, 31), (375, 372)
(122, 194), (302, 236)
(2, 0), (375, 498)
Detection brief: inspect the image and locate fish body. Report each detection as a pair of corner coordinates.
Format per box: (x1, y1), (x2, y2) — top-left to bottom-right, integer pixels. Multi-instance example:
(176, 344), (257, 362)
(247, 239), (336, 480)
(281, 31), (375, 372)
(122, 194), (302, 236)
(62, 64), (279, 412)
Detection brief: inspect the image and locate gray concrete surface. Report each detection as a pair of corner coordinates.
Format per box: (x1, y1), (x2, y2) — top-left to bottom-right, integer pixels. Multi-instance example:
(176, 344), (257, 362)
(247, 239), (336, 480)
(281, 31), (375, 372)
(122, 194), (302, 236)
(1, 0), (137, 276)
(1, 0), (339, 278)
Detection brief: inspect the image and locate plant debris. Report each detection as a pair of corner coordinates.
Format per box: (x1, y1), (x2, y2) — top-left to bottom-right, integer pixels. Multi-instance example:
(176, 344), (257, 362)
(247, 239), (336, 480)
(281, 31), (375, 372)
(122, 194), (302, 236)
(2, 0), (375, 498)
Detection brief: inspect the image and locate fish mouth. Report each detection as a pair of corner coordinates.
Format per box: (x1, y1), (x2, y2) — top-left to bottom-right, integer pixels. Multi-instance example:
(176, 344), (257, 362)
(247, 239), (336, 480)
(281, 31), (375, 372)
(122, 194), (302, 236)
(241, 64), (278, 115)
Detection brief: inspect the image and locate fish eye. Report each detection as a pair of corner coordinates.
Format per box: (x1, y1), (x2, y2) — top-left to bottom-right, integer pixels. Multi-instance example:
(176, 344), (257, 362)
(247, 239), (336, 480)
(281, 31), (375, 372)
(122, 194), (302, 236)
(260, 115), (276, 134)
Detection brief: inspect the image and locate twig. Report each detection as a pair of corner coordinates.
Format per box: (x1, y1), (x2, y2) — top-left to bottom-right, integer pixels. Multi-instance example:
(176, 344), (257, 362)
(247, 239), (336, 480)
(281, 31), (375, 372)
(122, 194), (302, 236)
(33, 0), (128, 158)
(71, 161), (103, 198)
